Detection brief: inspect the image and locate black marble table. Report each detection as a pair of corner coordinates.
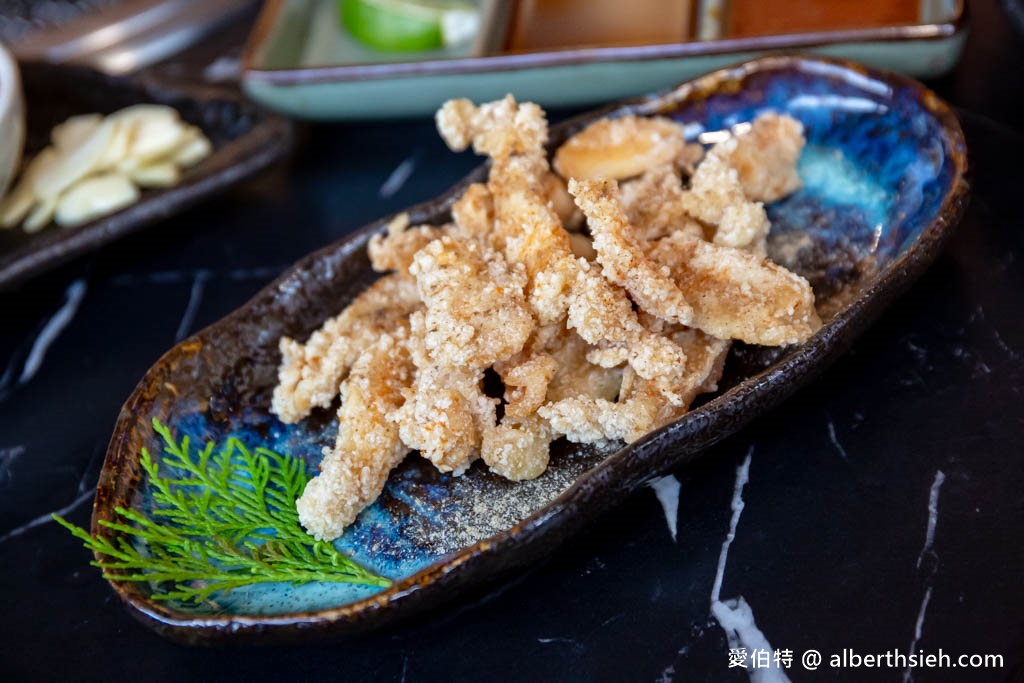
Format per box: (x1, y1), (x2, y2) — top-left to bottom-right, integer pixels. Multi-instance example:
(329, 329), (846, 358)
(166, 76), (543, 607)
(1, 1), (1022, 680)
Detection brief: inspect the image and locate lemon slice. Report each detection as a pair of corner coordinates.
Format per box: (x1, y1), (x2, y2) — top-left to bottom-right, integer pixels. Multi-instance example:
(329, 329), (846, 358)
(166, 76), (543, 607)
(340, 0), (478, 51)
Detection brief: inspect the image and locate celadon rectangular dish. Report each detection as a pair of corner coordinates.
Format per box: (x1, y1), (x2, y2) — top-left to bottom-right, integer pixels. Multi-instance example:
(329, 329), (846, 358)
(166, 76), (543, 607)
(240, 0), (967, 120)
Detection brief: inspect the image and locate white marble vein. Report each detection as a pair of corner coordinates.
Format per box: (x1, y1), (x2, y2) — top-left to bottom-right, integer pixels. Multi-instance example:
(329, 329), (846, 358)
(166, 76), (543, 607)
(0, 445), (26, 484)
(710, 448), (791, 683)
(175, 271), (210, 341)
(227, 265), (285, 281)
(379, 153), (418, 198)
(0, 488), (93, 544)
(537, 636), (583, 653)
(903, 470), (946, 683)
(712, 598), (790, 683)
(917, 470), (946, 569)
(974, 305), (1021, 361)
(826, 418), (849, 460)
(0, 444), (101, 544)
(18, 279), (87, 385)
(902, 586), (934, 683)
(649, 475), (681, 541)
(711, 448), (752, 604)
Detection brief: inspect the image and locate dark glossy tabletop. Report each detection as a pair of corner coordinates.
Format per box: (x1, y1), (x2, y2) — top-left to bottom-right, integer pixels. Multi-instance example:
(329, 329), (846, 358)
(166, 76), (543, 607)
(2, 1), (1023, 681)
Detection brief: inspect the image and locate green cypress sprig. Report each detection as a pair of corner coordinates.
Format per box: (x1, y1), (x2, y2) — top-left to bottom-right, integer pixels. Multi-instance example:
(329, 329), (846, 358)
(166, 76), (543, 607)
(55, 418), (389, 605)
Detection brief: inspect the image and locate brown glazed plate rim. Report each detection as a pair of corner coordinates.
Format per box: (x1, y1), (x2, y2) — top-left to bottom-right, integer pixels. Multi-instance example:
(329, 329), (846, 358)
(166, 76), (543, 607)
(94, 55), (969, 644)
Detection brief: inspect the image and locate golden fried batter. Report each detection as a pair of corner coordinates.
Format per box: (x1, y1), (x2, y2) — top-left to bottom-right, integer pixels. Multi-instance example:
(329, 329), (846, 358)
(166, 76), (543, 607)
(620, 165), (705, 243)
(437, 95), (548, 160)
(721, 113), (805, 202)
(498, 351), (558, 419)
(481, 414), (552, 481)
(393, 359), (491, 475)
(554, 115), (685, 181)
(679, 149), (771, 257)
(278, 98), (817, 541)
(272, 274), (421, 423)
(392, 236), (533, 474)
(410, 236), (532, 367)
(567, 258), (687, 396)
(450, 183), (495, 243)
(296, 328), (413, 541)
(649, 231), (821, 346)
(368, 213), (448, 276)
(541, 325), (729, 444)
(570, 177), (694, 326)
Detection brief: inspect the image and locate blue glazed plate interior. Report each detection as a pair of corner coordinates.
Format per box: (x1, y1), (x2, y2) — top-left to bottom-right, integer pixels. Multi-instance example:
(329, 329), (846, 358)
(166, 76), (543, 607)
(132, 63), (958, 616)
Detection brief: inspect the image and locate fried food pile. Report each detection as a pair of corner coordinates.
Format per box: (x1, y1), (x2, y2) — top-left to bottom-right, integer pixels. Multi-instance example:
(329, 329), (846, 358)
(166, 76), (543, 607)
(272, 97), (820, 541)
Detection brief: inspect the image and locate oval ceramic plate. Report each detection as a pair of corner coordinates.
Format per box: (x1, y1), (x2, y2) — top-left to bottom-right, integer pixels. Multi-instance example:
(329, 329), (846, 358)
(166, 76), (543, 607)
(0, 63), (293, 291)
(94, 56), (967, 644)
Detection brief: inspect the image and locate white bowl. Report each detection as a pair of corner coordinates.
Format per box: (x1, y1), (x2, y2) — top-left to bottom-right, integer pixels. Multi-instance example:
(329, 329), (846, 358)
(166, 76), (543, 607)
(0, 41), (25, 200)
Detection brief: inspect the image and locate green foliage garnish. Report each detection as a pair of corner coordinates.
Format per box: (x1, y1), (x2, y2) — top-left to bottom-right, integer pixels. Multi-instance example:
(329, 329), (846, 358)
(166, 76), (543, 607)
(55, 419), (389, 604)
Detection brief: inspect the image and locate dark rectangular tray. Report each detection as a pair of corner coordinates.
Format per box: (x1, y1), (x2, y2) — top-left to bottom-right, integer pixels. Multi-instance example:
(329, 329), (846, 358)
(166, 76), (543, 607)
(0, 62), (292, 291)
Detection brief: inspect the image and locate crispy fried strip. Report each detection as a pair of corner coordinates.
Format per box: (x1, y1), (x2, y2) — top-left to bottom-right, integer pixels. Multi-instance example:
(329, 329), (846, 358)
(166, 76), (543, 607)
(541, 326), (729, 444)
(570, 178), (694, 326)
(620, 165), (706, 243)
(437, 95), (548, 160)
(554, 115), (685, 181)
(438, 96), (574, 327)
(437, 95), (681, 390)
(721, 113), (805, 203)
(296, 328), (413, 541)
(368, 213), (449, 276)
(498, 351), (557, 419)
(679, 145), (770, 256)
(482, 413), (552, 481)
(411, 236), (533, 368)
(394, 360), (492, 475)
(392, 236), (533, 473)
(450, 182), (495, 243)
(567, 258), (687, 398)
(272, 274), (421, 423)
(649, 232), (821, 346)
(283, 100), (815, 540)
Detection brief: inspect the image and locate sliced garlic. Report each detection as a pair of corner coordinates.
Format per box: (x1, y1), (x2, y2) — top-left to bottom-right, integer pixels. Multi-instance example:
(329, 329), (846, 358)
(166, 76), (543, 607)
(108, 103), (180, 126)
(130, 162), (180, 188)
(174, 127), (212, 168)
(33, 119), (117, 200)
(55, 172), (139, 227)
(95, 121), (132, 172)
(7, 103), (213, 233)
(52, 114), (103, 152)
(23, 195), (58, 233)
(128, 116), (188, 165)
(0, 147), (59, 228)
